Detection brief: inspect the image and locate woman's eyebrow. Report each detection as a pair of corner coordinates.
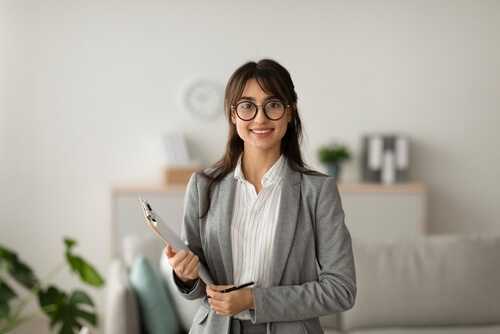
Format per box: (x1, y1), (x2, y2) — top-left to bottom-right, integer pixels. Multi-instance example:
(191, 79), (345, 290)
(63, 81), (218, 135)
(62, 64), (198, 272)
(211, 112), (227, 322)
(238, 96), (255, 101)
(238, 95), (280, 102)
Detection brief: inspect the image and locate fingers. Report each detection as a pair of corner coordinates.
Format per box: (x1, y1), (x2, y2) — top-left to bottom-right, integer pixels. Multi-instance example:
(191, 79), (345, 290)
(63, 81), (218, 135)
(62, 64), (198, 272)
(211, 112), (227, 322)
(208, 285), (233, 293)
(206, 286), (254, 317)
(164, 245), (176, 258)
(166, 247), (200, 282)
(206, 284), (232, 299)
(206, 287), (230, 315)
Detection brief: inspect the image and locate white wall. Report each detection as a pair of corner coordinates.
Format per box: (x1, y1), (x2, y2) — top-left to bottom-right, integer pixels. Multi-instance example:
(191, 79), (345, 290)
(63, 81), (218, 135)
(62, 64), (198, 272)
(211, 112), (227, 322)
(1, 0), (499, 317)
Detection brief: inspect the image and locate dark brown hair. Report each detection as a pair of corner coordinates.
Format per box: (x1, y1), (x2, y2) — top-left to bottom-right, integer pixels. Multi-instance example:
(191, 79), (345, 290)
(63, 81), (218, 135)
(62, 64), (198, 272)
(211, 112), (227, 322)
(200, 59), (308, 217)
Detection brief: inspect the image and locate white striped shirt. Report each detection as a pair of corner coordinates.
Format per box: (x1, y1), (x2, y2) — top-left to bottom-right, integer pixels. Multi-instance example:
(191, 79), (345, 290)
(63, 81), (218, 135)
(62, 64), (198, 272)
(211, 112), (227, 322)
(231, 155), (285, 319)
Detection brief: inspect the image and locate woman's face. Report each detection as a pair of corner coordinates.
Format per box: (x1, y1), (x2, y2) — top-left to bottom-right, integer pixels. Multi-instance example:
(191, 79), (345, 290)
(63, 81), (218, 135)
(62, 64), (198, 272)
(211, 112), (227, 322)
(231, 78), (291, 156)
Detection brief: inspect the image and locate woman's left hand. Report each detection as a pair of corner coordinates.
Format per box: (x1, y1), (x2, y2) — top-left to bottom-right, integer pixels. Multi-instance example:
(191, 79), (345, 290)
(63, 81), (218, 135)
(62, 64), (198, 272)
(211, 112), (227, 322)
(206, 285), (255, 317)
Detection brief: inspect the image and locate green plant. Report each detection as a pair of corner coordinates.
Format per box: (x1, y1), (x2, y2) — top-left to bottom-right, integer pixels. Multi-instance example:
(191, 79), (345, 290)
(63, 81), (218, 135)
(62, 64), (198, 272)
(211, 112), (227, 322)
(318, 141), (351, 164)
(0, 238), (105, 334)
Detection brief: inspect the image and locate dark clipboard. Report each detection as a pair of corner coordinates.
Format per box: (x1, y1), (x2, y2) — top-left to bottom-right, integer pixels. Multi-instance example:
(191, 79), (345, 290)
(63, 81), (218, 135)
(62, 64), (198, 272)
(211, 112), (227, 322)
(139, 196), (214, 286)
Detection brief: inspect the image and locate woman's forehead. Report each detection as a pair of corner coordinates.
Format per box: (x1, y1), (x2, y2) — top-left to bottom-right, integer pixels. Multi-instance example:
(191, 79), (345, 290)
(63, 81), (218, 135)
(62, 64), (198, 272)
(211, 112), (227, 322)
(244, 76), (283, 99)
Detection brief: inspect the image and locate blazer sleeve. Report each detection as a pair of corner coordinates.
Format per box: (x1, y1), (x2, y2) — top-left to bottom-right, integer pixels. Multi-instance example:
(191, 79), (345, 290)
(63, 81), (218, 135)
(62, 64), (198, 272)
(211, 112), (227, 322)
(251, 176), (356, 323)
(172, 172), (208, 300)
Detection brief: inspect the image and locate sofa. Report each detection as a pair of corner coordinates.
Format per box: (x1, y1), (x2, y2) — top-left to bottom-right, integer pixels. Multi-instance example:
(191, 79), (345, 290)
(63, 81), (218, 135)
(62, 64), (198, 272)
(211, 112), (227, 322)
(104, 232), (500, 334)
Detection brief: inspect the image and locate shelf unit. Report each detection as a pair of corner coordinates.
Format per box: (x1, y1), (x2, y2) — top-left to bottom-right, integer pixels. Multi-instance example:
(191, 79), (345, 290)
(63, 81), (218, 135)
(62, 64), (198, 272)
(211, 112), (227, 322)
(111, 182), (427, 257)
(338, 183), (427, 240)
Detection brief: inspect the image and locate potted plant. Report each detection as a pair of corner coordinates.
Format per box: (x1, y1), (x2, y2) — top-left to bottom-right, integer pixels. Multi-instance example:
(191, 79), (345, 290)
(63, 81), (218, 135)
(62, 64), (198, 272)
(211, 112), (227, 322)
(318, 141), (351, 180)
(0, 238), (105, 334)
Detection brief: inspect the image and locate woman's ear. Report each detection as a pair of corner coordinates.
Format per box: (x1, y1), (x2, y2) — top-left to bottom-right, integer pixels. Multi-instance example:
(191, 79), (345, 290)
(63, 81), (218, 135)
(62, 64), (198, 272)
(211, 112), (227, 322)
(231, 109), (237, 124)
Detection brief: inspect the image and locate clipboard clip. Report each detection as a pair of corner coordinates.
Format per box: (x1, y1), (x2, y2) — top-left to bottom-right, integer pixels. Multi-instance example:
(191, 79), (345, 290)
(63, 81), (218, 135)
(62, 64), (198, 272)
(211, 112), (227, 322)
(139, 196), (215, 286)
(140, 197), (158, 227)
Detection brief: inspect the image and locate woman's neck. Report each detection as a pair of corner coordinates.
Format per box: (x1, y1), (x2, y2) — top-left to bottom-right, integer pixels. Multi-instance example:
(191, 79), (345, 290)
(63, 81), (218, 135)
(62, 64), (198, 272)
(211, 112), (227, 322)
(241, 149), (281, 192)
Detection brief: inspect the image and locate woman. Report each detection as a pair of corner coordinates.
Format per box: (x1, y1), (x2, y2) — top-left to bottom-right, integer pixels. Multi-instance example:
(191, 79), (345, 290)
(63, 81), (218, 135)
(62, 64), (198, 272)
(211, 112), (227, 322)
(165, 59), (356, 333)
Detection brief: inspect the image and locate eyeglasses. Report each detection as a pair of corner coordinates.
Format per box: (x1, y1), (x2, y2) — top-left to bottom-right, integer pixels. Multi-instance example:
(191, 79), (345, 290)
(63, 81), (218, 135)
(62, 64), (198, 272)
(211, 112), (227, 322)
(231, 101), (290, 121)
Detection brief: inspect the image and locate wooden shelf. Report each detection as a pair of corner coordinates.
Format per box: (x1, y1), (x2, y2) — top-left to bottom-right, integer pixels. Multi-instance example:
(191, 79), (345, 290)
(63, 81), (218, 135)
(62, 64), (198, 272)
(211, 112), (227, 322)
(338, 182), (426, 194)
(112, 182), (426, 195)
(112, 184), (187, 194)
(111, 182), (428, 257)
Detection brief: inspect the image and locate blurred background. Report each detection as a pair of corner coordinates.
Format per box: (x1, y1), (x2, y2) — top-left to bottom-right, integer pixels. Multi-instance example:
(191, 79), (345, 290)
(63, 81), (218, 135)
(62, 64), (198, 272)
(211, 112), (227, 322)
(1, 0), (499, 326)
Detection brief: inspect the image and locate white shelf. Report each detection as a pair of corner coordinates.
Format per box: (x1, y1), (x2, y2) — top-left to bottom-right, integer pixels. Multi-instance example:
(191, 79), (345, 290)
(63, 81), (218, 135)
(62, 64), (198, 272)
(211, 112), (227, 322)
(339, 183), (427, 239)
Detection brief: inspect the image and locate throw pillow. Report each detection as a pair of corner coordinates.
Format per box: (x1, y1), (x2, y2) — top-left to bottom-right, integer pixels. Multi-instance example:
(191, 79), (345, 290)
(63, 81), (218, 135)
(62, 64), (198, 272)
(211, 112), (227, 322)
(104, 260), (140, 334)
(129, 256), (182, 334)
(159, 252), (203, 331)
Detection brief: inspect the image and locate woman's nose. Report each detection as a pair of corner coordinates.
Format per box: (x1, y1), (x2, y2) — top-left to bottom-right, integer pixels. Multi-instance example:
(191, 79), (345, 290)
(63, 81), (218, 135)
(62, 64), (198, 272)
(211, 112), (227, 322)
(254, 106), (269, 123)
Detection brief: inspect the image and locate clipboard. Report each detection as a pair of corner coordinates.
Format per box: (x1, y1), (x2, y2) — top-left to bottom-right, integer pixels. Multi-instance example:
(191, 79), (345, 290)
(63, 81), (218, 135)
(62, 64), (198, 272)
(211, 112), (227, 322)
(139, 196), (214, 285)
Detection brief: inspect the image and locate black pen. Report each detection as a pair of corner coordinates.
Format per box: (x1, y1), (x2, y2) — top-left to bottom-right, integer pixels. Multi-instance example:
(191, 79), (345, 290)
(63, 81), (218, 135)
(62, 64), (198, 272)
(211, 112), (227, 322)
(221, 281), (254, 293)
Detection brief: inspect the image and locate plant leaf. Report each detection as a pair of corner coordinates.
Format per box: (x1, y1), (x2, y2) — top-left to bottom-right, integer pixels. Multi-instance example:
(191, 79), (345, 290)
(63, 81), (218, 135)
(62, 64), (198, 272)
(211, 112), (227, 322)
(59, 321), (78, 334)
(64, 238), (77, 251)
(0, 282), (16, 319)
(39, 285), (65, 327)
(73, 309), (97, 326)
(65, 254), (104, 287)
(39, 287), (99, 334)
(69, 290), (93, 307)
(0, 299), (11, 319)
(70, 291), (97, 326)
(0, 282), (17, 301)
(0, 246), (38, 289)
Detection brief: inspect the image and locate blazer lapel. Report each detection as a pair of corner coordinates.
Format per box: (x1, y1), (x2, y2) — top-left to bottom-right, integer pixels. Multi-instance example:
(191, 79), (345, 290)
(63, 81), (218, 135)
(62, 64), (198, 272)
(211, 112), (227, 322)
(209, 165), (301, 286)
(269, 165), (301, 286)
(214, 173), (237, 284)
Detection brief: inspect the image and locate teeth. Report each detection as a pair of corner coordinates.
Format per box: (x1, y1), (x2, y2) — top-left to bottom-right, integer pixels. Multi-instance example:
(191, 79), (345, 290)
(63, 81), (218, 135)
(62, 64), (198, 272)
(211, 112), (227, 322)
(252, 129), (271, 134)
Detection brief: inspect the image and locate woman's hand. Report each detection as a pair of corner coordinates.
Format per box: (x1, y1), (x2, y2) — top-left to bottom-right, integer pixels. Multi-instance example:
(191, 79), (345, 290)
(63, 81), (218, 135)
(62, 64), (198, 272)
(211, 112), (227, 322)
(206, 285), (255, 317)
(164, 245), (200, 287)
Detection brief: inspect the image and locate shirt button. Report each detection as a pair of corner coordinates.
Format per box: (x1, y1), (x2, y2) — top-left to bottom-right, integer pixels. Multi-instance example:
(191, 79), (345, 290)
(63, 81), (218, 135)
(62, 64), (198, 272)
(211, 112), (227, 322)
(251, 210), (257, 216)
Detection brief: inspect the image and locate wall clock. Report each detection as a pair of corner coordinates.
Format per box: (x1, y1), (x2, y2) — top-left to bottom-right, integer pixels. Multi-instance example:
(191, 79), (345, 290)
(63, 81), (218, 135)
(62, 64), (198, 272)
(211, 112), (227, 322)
(180, 79), (223, 120)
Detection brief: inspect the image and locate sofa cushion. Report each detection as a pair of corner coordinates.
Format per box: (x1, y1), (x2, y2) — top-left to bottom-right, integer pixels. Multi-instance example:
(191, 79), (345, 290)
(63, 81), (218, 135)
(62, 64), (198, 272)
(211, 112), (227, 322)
(129, 256), (182, 334)
(320, 313), (340, 330)
(322, 328), (342, 334)
(159, 252), (203, 332)
(104, 259), (141, 334)
(342, 233), (500, 330)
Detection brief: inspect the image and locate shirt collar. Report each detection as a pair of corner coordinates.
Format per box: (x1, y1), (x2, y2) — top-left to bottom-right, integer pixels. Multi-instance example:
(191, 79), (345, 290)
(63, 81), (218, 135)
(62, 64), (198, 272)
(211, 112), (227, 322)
(234, 155), (285, 187)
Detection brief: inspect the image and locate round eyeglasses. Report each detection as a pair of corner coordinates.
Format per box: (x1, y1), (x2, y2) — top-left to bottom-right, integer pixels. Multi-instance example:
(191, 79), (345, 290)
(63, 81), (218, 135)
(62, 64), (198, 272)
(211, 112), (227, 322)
(231, 101), (290, 121)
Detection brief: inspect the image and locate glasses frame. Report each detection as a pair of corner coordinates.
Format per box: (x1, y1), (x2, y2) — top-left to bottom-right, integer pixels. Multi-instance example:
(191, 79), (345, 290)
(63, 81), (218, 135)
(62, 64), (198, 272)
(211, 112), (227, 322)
(231, 101), (291, 121)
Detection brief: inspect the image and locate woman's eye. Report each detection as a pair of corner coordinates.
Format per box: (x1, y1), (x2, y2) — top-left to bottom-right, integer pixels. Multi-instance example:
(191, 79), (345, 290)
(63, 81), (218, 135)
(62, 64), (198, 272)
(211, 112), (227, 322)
(239, 103), (253, 109)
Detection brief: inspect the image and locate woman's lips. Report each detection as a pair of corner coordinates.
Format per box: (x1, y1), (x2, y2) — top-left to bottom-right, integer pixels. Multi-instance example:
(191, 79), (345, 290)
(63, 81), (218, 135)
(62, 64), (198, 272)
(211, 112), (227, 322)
(251, 129), (272, 134)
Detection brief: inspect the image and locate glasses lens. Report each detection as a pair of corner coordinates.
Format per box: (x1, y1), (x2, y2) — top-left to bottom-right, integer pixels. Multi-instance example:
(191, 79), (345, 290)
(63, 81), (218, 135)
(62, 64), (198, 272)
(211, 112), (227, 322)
(264, 102), (285, 120)
(236, 102), (257, 120)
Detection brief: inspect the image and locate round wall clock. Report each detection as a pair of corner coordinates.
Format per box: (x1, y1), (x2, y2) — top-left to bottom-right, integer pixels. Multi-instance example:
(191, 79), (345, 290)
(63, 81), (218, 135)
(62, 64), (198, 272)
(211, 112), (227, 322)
(180, 79), (223, 120)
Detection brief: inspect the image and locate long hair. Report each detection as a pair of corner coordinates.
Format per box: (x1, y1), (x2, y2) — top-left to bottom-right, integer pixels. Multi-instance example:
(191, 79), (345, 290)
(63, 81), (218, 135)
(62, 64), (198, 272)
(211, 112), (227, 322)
(200, 59), (307, 217)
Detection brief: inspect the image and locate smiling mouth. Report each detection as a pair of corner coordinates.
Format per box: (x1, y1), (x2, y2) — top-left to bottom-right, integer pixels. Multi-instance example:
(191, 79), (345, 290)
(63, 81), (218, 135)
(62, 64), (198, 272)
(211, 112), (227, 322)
(251, 129), (272, 134)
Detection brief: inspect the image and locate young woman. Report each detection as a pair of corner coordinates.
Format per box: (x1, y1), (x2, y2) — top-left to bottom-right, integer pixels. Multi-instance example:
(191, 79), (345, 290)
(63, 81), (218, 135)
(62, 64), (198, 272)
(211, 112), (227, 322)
(165, 59), (356, 334)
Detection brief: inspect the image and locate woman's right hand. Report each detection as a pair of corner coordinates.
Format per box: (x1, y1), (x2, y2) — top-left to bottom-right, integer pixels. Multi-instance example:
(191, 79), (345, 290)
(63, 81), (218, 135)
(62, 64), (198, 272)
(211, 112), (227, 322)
(164, 245), (201, 285)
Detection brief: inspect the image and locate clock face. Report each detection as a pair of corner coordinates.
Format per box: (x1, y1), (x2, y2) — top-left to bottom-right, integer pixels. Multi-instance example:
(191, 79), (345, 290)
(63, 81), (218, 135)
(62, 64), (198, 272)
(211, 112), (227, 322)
(181, 79), (223, 120)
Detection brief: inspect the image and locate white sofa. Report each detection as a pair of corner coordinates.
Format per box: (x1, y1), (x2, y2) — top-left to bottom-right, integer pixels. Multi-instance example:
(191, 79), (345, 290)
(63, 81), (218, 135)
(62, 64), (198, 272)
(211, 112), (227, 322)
(104, 232), (500, 334)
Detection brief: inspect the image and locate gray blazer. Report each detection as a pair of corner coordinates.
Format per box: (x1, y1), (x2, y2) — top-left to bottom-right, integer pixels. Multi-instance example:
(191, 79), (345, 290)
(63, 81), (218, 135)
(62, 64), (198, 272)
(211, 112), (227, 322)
(176, 162), (356, 334)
